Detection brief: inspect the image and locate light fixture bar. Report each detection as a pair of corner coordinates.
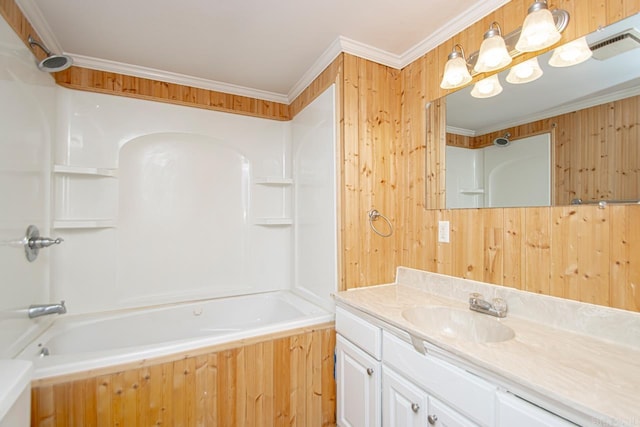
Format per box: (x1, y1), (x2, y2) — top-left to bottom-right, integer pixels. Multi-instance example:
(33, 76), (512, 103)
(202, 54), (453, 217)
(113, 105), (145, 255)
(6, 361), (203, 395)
(466, 8), (569, 73)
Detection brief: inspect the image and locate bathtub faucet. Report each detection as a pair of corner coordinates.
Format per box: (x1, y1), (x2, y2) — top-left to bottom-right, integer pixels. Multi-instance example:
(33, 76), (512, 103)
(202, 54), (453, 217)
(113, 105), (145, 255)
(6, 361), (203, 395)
(28, 300), (67, 318)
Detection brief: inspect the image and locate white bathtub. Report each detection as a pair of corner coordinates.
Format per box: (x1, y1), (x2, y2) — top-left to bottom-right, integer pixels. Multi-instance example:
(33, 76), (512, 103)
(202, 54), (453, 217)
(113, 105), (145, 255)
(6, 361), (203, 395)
(17, 291), (333, 380)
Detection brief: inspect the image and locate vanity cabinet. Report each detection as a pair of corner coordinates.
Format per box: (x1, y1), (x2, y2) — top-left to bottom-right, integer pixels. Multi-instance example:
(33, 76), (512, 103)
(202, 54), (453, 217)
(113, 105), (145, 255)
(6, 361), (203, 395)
(336, 336), (381, 427)
(336, 308), (382, 427)
(496, 391), (575, 427)
(383, 331), (493, 426)
(336, 306), (578, 427)
(383, 367), (475, 427)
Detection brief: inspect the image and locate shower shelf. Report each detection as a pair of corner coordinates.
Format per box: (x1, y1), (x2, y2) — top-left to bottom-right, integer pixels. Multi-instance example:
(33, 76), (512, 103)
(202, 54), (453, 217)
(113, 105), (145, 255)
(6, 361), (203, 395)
(254, 218), (293, 226)
(254, 177), (293, 185)
(53, 165), (117, 177)
(53, 219), (116, 229)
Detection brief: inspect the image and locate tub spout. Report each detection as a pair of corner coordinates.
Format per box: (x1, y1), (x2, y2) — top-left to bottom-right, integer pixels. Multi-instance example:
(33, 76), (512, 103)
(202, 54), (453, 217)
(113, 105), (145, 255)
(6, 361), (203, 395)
(28, 300), (67, 318)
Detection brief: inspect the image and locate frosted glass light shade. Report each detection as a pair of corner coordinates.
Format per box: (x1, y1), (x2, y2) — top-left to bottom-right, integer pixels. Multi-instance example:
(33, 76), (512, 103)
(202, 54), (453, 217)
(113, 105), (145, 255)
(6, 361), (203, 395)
(474, 30), (512, 72)
(440, 55), (472, 89)
(549, 37), (593, 67)
(471, 75), (503, 99)
(515, 3), (562, 52)
(506, 57), (544, 84)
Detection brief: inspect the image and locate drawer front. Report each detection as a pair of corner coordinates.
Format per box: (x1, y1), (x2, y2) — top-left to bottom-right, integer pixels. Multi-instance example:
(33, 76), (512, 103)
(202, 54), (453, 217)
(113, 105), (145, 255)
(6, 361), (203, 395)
(383, 332), (496, 427)
(336, 307), (382, 359)
(496, 391), (577, 427)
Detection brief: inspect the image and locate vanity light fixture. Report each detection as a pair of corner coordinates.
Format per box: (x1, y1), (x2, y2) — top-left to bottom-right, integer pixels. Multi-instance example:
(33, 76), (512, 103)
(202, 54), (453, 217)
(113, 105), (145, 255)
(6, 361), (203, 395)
(474, 22), (512, 73)
(506, 57), (543, 84)
(515, 1), (564, 52)
(549, 36), (593, 67)
(440, 44), (473, 89)
(439, 2), (569, 91)
(470, 74), (503, 98)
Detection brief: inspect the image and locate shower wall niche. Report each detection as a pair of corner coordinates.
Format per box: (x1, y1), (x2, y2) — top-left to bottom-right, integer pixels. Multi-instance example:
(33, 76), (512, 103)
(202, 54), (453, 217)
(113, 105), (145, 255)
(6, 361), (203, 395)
(50, 86), (337, 314)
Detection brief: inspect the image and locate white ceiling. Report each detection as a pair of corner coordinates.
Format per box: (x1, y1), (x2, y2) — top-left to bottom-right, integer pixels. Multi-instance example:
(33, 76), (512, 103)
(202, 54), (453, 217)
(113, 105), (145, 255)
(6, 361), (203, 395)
(16, 0), (508, 103)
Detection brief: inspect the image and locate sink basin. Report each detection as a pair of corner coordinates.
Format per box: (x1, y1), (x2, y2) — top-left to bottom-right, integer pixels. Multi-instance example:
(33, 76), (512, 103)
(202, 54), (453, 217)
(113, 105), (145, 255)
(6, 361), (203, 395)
(401, 306), (515, 343)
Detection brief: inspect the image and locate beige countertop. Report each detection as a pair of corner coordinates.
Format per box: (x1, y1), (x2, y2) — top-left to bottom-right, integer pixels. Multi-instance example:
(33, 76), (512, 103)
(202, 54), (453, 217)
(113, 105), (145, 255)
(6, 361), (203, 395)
(334, 268), (640, 427)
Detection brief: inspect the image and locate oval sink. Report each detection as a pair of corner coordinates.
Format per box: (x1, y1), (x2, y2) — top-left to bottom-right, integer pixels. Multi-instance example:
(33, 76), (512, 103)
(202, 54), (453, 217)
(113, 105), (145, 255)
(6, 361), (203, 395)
(401, 306), (515, 343)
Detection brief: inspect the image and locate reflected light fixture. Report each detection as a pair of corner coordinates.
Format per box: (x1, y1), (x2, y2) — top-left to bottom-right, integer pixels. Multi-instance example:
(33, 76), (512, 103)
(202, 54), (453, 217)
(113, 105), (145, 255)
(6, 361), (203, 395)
(470, 74), (503, 98)
(474, 22), (512, 73)
(549, 36), (593, 67)
(506, 57), (543, 84)
(440, 44), (473, 89)
(515, 1), (563, 52)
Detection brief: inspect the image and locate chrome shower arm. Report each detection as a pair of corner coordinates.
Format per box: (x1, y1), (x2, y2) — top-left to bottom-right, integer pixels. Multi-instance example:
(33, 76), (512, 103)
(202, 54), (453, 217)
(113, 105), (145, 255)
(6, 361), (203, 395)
(27, 35), (53, 56)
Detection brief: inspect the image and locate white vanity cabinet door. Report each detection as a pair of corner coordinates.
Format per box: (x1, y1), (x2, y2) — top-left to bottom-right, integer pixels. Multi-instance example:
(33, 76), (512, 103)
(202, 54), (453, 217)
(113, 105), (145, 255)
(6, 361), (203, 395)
(497, 391), (576, 427)
(429, 396), (479, 427)
(382, 367), (428, 427)
(336, 335), (381, 427)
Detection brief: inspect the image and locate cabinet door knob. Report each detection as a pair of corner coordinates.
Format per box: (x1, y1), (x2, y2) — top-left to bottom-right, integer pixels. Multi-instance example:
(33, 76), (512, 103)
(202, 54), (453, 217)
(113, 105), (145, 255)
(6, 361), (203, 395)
(428, 414), (438, 425)
(411, 403), (420, 413)
(366, 367), (374, 376)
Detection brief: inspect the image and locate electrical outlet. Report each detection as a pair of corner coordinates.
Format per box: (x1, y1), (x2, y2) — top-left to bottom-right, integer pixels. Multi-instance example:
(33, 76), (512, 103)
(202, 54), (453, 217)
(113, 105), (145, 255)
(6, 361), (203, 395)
(438, 221), (450, 243)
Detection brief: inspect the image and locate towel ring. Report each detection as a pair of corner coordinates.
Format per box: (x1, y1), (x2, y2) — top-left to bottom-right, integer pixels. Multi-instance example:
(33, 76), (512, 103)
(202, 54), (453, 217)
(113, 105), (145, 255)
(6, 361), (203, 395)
(368, 209), (393, 238)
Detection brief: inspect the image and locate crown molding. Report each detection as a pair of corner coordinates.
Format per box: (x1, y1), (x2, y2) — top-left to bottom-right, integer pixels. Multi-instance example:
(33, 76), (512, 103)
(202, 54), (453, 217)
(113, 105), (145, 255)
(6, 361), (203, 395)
(287, 35), (406, 102)
(339, 36), (404, 69)
(16, 0), (509, 105)
(15, 0), (63, 53)
(399, 0), (511, 68)
(70, 54), (290, 104)
(287, 37), (343, 102)
(446, 126), (476, 137)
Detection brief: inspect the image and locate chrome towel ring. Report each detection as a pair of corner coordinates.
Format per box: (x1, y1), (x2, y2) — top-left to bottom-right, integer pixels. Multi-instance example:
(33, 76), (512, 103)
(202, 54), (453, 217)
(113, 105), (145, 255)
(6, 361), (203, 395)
(368, 209), (393, 237)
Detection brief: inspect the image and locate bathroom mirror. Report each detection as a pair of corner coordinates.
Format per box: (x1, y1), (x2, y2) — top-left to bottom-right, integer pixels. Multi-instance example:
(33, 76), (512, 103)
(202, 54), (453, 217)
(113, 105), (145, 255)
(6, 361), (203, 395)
(440, 13), (640, 209)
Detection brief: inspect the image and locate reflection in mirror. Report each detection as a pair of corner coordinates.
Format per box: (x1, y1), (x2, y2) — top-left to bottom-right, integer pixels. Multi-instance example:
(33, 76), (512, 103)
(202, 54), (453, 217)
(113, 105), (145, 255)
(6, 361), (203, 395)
(443, 13), (640, 209)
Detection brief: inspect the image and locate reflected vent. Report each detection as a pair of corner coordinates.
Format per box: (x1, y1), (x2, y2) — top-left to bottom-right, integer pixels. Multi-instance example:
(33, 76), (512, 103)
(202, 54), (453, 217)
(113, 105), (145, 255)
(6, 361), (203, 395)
(590, 29), (640, 60)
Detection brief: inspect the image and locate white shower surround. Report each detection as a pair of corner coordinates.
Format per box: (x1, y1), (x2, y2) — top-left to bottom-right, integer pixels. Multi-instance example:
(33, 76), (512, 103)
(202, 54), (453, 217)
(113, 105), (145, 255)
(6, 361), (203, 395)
(50, 85), (337, 315)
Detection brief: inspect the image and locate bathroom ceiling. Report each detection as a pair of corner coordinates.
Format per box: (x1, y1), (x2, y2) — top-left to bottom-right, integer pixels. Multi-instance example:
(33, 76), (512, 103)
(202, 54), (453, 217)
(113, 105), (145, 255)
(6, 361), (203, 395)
(17, 0), (507, 102)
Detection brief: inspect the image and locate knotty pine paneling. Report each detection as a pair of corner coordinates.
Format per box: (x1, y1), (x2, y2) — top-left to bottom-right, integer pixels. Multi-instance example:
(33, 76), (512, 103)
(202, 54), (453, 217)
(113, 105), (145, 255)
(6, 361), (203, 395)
(54, 67), (290, 121)
(31, 326), (336, 427)
(398, 0), (640, 312)
(340, 54), (402, 288)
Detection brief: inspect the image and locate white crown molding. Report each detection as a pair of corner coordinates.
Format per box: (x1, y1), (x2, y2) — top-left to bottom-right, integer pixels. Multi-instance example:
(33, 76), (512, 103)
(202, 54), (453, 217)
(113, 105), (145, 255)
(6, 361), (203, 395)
(70, 54), (290, 104)
(14, 0), (63, 53)
(472, 85), (640, 136)
(399, 0), (512, 68)
(287, 37), (344, 103)
(446, 126), (476, 137)
(17, 0), (510, 105)
(339, 36), (404, 69)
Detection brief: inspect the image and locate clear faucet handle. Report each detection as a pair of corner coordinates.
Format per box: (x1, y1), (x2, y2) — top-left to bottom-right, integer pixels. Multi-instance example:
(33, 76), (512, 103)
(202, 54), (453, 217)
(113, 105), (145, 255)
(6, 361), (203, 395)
(469, 292), (484, 302)
(492, 297), (508, 313)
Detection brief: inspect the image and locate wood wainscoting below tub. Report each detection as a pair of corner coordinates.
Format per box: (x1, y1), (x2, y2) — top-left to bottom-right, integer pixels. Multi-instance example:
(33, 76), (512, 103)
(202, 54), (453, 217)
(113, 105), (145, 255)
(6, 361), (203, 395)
(30, 325), (336, 427)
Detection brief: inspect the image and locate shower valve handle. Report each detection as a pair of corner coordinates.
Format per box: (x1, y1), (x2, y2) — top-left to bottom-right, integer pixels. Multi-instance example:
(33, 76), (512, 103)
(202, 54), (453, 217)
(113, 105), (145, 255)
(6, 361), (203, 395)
(24, 225), (64, 262)
(29, 236), (64, 249)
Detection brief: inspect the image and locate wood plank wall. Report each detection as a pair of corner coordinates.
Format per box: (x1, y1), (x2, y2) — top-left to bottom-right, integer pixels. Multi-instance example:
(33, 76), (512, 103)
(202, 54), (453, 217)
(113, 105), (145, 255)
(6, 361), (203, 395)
(448, 95), (640, 205)
(340, 54), (403, 288)
(54, 67), (290, 121)
(31, 327), (336, 427)
(397, 0), (640, 312)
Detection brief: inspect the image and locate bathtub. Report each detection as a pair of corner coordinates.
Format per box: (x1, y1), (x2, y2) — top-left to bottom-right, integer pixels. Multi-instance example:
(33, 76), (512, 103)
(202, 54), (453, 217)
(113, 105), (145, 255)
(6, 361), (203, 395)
(17, 291), (333, 380)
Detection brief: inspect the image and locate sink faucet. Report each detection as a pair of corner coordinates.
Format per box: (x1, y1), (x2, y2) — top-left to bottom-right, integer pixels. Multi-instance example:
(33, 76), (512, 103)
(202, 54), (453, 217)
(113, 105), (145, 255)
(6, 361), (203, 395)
(28, 300), (67, 318)
(469, 293), (507, 318)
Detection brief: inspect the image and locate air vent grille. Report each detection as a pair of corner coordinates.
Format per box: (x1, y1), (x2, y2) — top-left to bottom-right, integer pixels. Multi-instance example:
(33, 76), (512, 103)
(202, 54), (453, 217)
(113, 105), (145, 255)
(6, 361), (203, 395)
(590, 29), (640, 60)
